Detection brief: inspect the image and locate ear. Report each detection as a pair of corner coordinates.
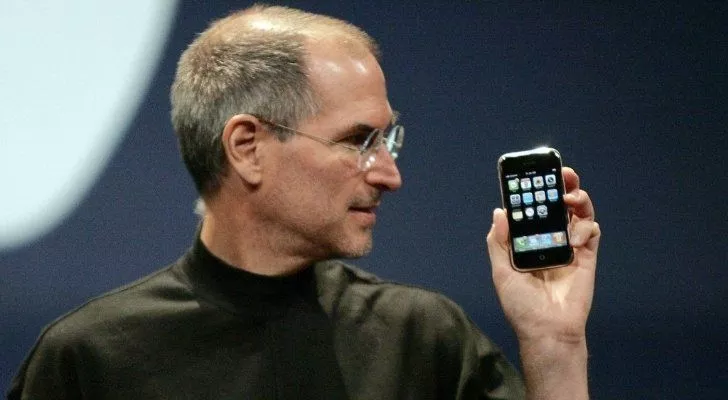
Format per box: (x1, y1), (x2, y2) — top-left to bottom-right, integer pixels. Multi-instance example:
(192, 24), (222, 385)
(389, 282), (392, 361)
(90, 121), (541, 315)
(222, 114), (266, 186)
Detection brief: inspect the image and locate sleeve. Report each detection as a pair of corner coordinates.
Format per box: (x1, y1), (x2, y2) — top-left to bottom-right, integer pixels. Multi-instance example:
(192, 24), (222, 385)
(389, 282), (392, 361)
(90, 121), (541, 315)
(427, 294), (526, 400)
(7, 328), (84, 400)
(457, 329), (526, 400)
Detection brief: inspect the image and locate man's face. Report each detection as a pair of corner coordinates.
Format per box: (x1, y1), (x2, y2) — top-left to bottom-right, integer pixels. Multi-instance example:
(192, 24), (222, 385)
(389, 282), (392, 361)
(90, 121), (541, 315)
(257, 42), (402, 261)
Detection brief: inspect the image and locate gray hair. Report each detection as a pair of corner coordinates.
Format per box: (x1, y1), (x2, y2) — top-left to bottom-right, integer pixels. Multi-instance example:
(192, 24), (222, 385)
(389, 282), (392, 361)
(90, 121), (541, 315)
(170, 4), (380, 195)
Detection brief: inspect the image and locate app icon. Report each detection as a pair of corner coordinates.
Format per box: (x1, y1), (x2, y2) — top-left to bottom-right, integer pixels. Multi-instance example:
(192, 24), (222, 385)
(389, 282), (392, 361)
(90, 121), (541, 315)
(512, 209), (523, 221)
(547, 189), (559, 202)
(508, 179), (519, 192)
(539, 233), (553, 247)
(528, 235), (540, 248)
(537, 205), (548, 217)
(514, 236), (528, 252)
(524, 207), (534, 218)
(535, 190), (546, 202)
(510, 194), (521, 206)
(520, 178), (532, 190)
(545, 174), (556, 186)
(522, 192), (534, 205)
(552, 231), (566, 244)
(533, 176), (544, 189)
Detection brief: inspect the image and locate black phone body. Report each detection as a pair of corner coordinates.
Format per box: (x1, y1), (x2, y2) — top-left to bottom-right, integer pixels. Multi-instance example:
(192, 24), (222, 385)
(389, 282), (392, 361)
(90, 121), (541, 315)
(498, 147), (573, 271)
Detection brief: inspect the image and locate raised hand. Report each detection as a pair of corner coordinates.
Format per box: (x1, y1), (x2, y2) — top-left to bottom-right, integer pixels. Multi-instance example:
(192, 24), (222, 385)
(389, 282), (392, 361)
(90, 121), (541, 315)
(486, 167), (601, 399)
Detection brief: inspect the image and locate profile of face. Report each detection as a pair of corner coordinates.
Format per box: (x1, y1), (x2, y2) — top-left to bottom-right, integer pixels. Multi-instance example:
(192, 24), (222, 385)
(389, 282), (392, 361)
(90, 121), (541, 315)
(257, 40), (402, 260)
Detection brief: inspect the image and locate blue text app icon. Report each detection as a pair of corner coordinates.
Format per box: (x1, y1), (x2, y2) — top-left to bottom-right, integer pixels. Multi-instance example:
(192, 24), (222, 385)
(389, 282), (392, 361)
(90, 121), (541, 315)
(508, 179), (519, 192)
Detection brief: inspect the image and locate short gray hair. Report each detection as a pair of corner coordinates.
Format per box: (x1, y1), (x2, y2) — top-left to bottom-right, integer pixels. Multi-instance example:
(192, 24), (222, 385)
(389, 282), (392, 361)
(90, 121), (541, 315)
(170, 4), (380, 195)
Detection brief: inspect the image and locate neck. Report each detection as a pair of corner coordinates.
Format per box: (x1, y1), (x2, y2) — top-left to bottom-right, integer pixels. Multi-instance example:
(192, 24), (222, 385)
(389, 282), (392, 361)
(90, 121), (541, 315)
(199, 202), (314, 277)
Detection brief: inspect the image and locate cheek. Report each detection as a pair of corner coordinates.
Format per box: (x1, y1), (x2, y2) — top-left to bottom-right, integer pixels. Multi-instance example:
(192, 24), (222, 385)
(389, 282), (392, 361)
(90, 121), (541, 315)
(279, 164), (345, 214)
(301, 169), (351, 213)
(273, 148), (360, 218)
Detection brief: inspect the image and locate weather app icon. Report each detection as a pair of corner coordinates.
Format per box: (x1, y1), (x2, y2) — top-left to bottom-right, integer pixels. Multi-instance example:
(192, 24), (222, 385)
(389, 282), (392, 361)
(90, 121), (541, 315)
(547, 189), (559, 202)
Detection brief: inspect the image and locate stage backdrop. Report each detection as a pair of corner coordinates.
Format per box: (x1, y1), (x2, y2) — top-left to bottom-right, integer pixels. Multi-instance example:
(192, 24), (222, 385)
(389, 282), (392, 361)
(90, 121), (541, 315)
(2, 1), (726, 398)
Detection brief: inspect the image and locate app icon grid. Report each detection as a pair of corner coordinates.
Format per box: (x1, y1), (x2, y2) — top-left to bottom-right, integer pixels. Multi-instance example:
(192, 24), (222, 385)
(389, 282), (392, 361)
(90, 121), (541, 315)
(509, 174), (560, 222)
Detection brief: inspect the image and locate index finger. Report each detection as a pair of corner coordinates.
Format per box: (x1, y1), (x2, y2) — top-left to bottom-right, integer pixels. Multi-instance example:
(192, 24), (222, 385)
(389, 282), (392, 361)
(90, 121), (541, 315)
(562, 166), (579, 194)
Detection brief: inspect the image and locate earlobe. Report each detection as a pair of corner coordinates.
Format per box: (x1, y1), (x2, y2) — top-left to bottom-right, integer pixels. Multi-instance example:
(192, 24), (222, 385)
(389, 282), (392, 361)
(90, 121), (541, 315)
(222, 114), (264, 186)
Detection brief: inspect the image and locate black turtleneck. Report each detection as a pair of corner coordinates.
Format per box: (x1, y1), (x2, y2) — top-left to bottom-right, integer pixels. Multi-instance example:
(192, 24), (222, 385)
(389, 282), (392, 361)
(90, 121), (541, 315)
(9, 237), (524, 399)
(177, 237), (350, 398)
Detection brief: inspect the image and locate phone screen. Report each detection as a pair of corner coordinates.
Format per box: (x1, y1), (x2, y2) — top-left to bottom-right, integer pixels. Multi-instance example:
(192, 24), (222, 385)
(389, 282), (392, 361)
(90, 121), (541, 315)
(498, 148), (573, 270)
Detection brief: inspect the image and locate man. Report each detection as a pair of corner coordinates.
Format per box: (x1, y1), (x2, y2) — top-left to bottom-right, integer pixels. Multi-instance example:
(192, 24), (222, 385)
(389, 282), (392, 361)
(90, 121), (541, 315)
(9, 5), (600, 399)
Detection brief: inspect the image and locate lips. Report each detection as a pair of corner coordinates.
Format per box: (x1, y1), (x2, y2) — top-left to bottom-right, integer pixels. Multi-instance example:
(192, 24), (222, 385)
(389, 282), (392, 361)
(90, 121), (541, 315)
(349, 205), (377, 213)
(349, 193), (381, 212)
(348, 202), (379, 225)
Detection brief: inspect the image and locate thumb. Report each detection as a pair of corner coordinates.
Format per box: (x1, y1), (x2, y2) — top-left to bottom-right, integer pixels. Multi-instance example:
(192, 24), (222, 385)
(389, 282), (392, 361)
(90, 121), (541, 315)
(486, 208), (512, 275)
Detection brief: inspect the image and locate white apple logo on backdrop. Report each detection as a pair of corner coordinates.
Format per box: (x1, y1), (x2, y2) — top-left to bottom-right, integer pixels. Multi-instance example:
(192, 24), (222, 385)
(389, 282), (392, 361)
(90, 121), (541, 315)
(0, 1), (178, 250)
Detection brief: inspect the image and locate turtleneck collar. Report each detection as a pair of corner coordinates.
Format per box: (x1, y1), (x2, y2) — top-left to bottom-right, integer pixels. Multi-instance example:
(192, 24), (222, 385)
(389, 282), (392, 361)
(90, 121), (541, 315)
(176, 235), (319, 317)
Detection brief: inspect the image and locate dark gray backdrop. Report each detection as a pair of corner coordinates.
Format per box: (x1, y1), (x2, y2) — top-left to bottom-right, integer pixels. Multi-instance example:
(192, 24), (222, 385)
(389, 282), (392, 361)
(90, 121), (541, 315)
(2, 1), (726, 398)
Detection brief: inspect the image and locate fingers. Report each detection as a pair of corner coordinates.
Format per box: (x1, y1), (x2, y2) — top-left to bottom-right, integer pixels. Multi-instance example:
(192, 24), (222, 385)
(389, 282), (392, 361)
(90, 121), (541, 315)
(586, 221), (601, 253)
(562, 166), (579, 193)
(561, 167), (599, 251)
(486, 208), (512, 276)
(486, 208), (509, 251)
(561, 166), (595, 221)
(568, 216), (596, 244)
(563, 189), (595, 221)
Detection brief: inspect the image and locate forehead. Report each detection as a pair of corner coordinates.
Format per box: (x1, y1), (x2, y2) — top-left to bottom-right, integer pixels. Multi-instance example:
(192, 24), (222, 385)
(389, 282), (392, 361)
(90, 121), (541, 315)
(303, 40), (392, 131)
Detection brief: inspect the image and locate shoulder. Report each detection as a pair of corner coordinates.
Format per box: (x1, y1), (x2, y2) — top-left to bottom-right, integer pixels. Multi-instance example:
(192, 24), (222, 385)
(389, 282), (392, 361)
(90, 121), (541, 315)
(35, 262), (190, 349)
(314, 260), (477, 338)
(315, 260), (524, 396)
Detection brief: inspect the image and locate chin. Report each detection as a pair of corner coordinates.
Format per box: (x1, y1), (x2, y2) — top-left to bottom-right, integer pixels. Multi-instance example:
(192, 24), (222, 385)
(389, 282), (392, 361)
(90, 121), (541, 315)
(335, 235), (373, 259)
(344, 244), (373, 259)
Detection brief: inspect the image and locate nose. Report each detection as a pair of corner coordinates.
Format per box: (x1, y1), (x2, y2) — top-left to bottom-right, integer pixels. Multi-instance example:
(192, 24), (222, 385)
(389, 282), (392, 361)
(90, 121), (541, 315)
(364, 146), (402, 191)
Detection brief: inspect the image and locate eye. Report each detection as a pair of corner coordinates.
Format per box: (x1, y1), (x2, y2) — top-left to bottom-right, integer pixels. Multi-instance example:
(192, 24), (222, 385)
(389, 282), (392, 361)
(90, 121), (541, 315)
(340, 131), (374, 147)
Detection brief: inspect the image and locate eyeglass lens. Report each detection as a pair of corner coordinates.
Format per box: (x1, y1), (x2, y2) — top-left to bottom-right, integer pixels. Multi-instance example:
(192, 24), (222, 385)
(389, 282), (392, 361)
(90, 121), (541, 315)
(358, 125), (404, 171)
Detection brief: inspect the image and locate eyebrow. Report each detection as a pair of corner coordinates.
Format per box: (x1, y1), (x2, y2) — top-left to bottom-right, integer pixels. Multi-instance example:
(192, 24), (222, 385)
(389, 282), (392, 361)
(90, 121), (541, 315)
(349, 110), (401, 133)
(333, 110), (401, 141)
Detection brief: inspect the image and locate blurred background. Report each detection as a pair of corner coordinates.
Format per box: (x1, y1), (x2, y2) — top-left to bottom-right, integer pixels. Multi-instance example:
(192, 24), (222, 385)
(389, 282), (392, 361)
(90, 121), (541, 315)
(1, 1), (726, 398)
